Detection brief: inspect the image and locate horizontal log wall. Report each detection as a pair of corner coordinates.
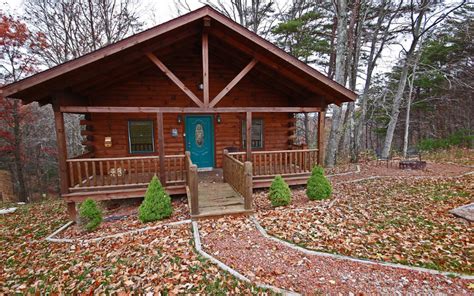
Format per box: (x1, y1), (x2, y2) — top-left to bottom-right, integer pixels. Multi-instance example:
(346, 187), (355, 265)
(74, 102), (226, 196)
(88, 112), (291, 167)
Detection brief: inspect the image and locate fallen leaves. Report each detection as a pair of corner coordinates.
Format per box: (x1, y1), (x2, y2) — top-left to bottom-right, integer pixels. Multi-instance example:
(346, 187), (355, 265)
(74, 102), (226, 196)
(257, 173), (474, 275)
(0, 200), (262, 294)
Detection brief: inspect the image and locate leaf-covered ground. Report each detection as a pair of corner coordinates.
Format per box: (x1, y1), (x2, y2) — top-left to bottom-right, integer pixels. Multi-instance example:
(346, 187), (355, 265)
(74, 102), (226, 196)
(200, 216), (473, 295)
(0, 200), (266, 294)
(257, 174), (474, 275)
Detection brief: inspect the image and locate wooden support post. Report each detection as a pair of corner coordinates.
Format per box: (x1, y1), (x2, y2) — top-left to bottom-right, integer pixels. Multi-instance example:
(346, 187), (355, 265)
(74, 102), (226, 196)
(53, 106), (76, 220)
(246, 111), (252, 161)
(202, 30), (209, 106)
(222, 149), (228, 182)
(317, 111), (326, 166)
(189, 164), (199, 215)
(157, 112), (166, 185)
(244, 161), (253, 210)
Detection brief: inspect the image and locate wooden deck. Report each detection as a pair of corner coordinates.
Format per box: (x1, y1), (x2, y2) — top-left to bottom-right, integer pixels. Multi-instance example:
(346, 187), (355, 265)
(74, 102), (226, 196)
(190, 182), (252, 219)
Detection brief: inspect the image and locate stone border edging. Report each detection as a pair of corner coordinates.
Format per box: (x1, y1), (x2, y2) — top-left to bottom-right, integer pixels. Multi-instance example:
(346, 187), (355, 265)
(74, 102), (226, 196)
(191, 221), (301, 296)
(249, 215), (474, 280)
(45, 219), (192, 243)
(336, 169), (474, 185)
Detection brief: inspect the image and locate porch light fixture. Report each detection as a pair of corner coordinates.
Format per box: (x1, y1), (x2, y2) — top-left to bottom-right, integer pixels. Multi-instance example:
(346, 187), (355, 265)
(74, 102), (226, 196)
(198, 83), (204, 90)
(216, 114), (222, 124)
(104, 136), (112, 148)
(177, 115), (182, 124)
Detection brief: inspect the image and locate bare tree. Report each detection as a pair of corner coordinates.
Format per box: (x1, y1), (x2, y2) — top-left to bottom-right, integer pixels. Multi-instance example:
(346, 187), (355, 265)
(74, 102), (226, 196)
(381, 0), (466, 158)
(354, 0), (403, 159)
(325, 0), (349, 167)
(25, 0), (143, 67)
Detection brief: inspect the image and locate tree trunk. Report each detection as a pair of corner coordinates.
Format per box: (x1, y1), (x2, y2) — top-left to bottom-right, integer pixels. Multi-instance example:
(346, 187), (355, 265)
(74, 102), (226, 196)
(304, 113), (310, 145)
(325, 0), (348, 167)
(403, 57), (419, 158)
(12, 100), (27, 202)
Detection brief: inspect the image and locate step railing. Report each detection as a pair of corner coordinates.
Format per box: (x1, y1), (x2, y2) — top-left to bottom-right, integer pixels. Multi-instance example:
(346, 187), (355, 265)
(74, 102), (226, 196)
(185, 151), (199, 215)
(223, 150), (253, 210)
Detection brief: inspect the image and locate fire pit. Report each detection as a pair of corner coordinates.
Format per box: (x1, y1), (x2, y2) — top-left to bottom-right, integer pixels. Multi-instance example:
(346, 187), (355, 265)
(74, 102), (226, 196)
(399, 160), (427, 170)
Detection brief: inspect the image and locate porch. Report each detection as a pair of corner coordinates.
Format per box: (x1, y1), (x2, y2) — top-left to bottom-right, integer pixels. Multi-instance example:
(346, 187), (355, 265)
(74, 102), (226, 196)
(63, 148), (319, 218)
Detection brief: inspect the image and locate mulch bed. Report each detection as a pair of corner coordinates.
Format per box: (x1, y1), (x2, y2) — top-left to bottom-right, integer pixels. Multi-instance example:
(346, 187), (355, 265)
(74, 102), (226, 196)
(57, 196), (190, 240)
(199, 217), (473, 295)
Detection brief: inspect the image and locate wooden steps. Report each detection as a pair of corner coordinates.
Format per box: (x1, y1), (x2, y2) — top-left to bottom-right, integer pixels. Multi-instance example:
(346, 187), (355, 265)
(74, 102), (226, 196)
(188, 182), (253, 219)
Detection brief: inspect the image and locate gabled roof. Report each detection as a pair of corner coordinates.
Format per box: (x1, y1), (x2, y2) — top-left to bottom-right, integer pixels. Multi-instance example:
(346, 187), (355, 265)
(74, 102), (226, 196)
(1, 5), (356, 104)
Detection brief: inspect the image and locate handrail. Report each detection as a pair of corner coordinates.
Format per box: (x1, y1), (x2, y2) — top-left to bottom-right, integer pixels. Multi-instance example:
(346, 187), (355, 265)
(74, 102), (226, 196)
(223, 150), (253, 210)
(185, 151), (199, 215)
(66, 154), (185, 162)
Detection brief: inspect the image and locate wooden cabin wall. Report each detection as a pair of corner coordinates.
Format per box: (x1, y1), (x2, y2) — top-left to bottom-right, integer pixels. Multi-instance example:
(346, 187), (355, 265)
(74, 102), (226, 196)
(89, 112), (291, 167)
(84, 41), (297, 166)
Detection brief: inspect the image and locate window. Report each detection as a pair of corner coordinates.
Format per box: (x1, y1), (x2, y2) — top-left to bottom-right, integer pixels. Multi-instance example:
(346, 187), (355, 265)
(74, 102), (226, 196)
(128, 120), (154, 153)
(242, 119), (263, 149)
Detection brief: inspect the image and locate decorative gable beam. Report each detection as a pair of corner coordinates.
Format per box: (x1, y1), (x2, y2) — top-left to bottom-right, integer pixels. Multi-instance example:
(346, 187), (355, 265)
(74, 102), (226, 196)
(146, 52), (204, 108)
(202, 31), (209, 106)
(209, 58), (258, 108)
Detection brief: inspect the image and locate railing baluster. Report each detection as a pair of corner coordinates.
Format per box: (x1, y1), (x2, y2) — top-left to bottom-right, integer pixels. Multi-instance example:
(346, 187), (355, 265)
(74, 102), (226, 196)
(85, 161), (90, 186)
(77, 162), (82, 187)
(99, 161), (104, 186)
(106, 161), (110, 185)
(69, 162), (74, 187)
(92, 161), (96, 186)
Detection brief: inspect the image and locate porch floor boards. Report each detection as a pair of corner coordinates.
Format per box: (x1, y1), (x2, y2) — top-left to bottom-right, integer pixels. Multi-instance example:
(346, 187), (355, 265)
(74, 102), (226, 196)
(191, 182), (252, 219)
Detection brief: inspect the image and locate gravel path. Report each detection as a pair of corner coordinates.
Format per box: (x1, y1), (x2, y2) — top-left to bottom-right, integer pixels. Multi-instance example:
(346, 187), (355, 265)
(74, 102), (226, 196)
(199, 217), (473, 295)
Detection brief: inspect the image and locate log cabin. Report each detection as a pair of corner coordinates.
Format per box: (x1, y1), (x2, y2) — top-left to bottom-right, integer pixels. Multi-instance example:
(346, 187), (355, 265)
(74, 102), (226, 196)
(0, 6), (356, 219)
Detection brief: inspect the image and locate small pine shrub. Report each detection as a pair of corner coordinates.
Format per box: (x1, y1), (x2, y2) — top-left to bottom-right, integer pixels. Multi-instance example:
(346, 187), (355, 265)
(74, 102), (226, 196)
(306, 166), (332, 200)
(268, 175), (291, 207)
(79, 199), (103, 232)
(138, 175), (173, 223)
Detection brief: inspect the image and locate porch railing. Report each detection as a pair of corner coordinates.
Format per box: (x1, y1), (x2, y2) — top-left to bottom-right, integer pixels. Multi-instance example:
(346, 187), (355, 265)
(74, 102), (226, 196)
(185, 151), (199, 215)
(223, 150), (253, 210)
(228, 148), (318, 177)
(66, 154), (186, 191)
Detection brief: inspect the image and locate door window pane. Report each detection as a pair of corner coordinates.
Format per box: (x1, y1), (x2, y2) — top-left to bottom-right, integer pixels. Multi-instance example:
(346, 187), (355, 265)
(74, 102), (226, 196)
(242, 119), (263, 149)
(128, 120), (154, 153)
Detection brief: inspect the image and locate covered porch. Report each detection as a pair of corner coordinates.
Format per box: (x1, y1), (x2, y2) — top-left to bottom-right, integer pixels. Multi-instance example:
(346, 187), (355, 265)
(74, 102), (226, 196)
(58, 107), (325, 219)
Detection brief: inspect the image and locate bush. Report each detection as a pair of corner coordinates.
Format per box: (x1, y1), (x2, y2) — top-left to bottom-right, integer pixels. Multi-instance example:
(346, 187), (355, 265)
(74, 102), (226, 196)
(418, 129), (473, 152)
(138, 176), (173, 223)
(268, 175), (291, 207)
(79, 199), (102, 232)
(306, 166), (332, 200)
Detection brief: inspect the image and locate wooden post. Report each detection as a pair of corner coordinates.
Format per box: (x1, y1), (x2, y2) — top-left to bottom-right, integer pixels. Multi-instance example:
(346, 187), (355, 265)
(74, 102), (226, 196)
(317, 111), (326, 166)
(189, 164), (199, 215)
(246, 111), (252, 161)
(244, 161), (253, 210)
(53, 106), (76, 220)
(222, 149), (228, 182)
(157, 112), (166, 185)
(202, 30), (209, 106)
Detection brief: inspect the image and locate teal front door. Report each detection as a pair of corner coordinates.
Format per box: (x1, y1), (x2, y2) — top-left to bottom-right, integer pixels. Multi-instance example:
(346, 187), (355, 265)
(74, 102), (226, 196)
(185, 115), (215, 168)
